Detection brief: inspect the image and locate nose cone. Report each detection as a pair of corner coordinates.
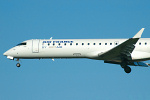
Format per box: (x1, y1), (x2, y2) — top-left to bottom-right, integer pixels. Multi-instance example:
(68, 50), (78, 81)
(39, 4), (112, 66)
(3, 49), (12, 56)
(3, 49), (14, 60)
(3, 51), (8, 56)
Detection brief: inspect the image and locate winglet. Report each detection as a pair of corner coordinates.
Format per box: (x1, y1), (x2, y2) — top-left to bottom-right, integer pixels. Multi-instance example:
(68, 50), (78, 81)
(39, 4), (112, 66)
(133, 28), (145, 38)
(50, 37), (53, 39)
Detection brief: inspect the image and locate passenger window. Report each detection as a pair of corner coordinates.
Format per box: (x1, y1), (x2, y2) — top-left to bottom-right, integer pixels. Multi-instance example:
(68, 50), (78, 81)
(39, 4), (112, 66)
(105, 43), (107, 45)
(115, 43), (118, 45)
(139, 42), (141, 45)
(82, 43), (84, 45)
(145, 42), (147, 45)
(70, 43), (72, 45)
(110, 43), (112, 45)
(76, 43), (78, 45)
(99, 43), (101, 45)
(88, 43), (90, 45)
(93, 43), (96, 45)
(48, 43), (50, 46)
(53, 43), (55, 46)
(64, 43), (66, 46)
(58, 43), (61, 45)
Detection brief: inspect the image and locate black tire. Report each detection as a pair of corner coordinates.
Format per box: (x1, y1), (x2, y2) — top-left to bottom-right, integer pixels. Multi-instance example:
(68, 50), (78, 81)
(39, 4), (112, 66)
(124, 66), (131, 73)
(16, 63), (21, 67)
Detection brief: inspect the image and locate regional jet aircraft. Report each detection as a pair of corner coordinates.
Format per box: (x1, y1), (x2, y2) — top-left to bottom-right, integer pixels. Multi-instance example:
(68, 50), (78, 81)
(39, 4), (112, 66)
(3, 28), (150, 73)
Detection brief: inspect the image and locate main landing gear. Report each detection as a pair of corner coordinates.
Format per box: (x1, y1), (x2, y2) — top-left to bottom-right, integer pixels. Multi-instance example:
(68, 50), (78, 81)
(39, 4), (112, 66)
(123, 66), (131, 73)
(121, 62), (132, 73)
(16, 58), (21, 67)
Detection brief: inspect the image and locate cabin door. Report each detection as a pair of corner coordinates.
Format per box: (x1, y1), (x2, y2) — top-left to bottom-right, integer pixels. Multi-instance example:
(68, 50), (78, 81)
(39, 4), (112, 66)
(32, 40), (39, 53)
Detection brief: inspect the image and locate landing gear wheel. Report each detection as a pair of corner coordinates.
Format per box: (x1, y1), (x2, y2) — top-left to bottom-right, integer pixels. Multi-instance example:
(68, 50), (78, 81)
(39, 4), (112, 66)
(16, 63), (21, 67)
(124, 66), (131, 73)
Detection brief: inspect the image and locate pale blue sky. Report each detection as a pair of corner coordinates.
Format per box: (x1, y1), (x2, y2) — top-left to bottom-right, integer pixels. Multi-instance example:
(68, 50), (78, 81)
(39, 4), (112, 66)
(1, 0), (150, 100)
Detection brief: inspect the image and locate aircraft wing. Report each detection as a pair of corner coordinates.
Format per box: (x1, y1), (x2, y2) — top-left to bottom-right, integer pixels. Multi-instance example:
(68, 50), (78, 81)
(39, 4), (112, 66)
(98, 28), (145, 61)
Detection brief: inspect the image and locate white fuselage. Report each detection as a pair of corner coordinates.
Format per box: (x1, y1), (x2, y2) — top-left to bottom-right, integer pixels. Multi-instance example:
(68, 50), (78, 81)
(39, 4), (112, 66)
(3, 38), (150, 61)
(4, 28), (149, 73)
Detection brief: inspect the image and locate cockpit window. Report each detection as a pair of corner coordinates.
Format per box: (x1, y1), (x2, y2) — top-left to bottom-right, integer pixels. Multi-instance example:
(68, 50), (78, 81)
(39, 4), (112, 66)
(16, 42), (27, 46)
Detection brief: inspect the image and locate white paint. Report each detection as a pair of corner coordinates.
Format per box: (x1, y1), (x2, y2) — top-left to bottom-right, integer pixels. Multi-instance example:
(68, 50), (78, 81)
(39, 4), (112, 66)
(3, 28), (150, 73)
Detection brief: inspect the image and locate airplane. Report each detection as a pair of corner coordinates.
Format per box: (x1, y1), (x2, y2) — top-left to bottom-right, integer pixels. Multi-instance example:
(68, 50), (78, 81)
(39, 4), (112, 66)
(3, 28), (150, 73)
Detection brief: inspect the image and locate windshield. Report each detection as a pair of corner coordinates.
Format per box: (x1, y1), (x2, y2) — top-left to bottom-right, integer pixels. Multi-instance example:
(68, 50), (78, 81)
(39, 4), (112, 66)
(16, 42), (27, 46)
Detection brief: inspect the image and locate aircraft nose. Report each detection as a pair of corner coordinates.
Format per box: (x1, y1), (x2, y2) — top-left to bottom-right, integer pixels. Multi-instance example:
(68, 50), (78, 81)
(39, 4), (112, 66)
(3, 51), (7, 56)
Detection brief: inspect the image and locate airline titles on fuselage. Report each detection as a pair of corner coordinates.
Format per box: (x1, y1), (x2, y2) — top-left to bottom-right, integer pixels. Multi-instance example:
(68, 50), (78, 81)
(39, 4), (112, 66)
(42, 41), (74, 48)
(43, 41), (74, 43)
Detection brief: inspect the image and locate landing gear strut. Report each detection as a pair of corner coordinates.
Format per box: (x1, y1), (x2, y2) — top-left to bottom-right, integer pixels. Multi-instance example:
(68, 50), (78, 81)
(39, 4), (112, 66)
(121, 62), (132, 73)
(16, 58), (21, 67)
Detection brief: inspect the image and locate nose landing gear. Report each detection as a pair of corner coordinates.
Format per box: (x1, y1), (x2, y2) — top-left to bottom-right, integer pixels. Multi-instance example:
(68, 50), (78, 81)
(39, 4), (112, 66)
(16, 63), (21, 67)
(16, 58), (21, 67)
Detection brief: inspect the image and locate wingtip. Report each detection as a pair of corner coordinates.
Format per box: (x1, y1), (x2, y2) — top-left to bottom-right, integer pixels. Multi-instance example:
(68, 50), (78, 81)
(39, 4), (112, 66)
(133, 28), (145, 38)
